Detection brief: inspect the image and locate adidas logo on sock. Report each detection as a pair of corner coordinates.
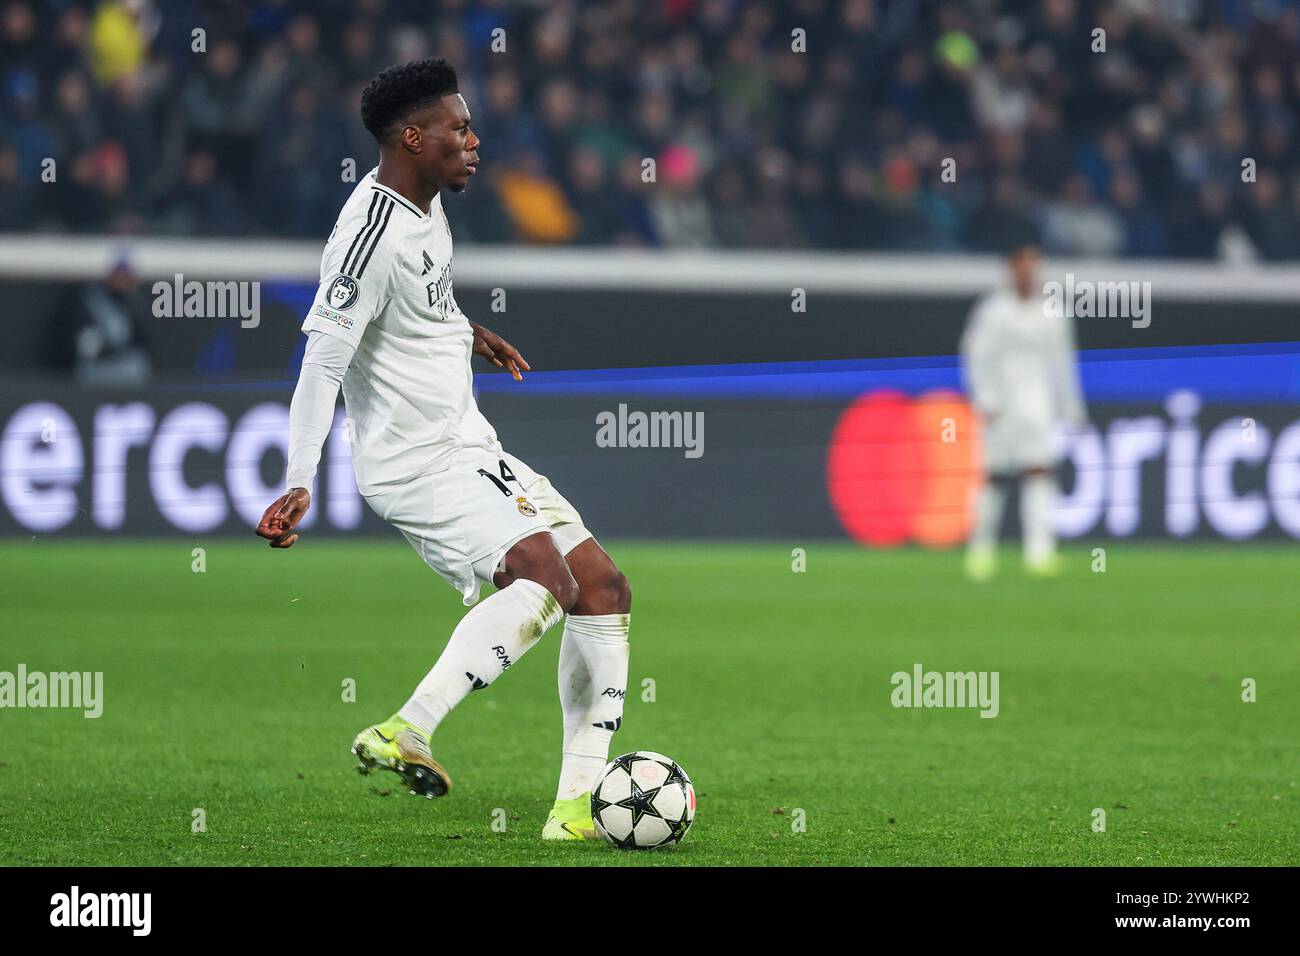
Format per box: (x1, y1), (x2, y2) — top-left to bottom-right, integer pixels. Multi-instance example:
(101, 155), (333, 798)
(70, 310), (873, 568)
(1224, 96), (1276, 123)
(593, 717), (622, 731)
(465, 672), (487, 691)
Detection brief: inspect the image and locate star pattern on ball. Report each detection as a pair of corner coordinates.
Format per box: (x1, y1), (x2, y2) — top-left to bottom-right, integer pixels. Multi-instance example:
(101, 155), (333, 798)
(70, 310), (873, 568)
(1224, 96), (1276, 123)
(660, 760), (691, 790)
(609, 827), (640, 850)
(593, 753), (695, 849)
(610, 752), (641, 775)
(615, 773), (666, 831)
(662, 813), (689, 845)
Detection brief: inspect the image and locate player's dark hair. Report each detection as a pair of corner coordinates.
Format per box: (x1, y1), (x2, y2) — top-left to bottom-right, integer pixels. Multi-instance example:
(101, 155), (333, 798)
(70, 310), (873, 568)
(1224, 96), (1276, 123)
(360, 58), (459, 142)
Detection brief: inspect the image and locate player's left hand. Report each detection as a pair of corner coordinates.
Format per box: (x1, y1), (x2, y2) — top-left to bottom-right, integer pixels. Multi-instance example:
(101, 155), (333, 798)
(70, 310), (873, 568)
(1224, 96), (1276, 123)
(470, 321), (530, 381)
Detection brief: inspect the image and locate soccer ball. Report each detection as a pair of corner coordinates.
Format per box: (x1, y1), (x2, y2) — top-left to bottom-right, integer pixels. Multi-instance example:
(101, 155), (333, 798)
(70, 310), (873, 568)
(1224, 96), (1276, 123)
(590, 751), (696, 849)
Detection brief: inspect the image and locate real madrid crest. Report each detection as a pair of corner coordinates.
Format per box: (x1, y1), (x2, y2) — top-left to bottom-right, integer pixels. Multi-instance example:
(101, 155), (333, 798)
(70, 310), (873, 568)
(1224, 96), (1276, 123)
(516, 496), (537, 517)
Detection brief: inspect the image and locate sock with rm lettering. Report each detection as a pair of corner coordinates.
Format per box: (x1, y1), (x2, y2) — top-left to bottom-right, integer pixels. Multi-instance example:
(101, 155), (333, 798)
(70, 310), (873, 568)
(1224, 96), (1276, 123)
(555, 613), (630, 801)
(399, 578), (564, 736)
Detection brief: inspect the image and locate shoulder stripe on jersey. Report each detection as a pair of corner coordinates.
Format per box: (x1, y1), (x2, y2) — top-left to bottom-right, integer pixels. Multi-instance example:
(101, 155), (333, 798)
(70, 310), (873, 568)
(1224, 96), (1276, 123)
(354, 197), (395, 279)
(341, 192), (380, 277)
(344, 196), (391, 278)
(344, 195), (388, 276)
(371, 183), (425, 218)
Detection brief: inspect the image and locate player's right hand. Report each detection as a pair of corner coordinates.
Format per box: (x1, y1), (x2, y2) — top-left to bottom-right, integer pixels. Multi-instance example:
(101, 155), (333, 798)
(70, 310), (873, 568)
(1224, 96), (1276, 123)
(256, 487), (311, 549)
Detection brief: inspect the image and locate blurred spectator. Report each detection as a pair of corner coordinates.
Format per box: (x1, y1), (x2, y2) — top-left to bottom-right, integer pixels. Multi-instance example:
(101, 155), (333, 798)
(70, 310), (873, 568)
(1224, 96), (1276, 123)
(565, 146), (623, 246)
(0, 1), (39, 74)
(88, 0), (154, 88)
(46, 254), (151, 385)
(3, 68), (55, 176)
(497, 148), (578, 243)
(0, 141), (33, 229)
(1041, 173), (1124, 257)
(1242, 169), (1300, 260)
(1108, 168), (1168, 258)
(0, 0), (1296, 260)
(157, 146), (247, 235)
(51, 70), (101, 159)
(648, 143), (715, 247)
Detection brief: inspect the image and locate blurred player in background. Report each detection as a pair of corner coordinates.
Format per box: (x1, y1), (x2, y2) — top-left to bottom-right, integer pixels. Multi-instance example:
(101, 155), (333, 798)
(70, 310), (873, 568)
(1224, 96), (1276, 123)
(960, 241), (1086, 580)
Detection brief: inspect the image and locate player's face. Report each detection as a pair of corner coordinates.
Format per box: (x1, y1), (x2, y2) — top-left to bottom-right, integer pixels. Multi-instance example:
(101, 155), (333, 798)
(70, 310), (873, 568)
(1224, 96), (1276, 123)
(423, 94), (480, 193)
(1010, 247), (1040, 296)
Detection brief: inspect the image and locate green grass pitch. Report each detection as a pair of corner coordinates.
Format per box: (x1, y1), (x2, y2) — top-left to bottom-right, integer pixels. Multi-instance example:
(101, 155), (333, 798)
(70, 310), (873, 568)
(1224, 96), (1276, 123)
(0, 538), (1296, 866)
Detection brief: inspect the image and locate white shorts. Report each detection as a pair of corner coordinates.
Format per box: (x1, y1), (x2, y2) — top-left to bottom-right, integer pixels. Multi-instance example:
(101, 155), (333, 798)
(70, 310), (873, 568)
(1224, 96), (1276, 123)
(980, 417), (1060, 475)
(363, 443), (593, 606)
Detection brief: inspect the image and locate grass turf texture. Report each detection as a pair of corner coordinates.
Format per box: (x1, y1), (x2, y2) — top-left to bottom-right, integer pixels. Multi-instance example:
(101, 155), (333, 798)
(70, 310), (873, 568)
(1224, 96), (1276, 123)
(0, 539), (1296, 867)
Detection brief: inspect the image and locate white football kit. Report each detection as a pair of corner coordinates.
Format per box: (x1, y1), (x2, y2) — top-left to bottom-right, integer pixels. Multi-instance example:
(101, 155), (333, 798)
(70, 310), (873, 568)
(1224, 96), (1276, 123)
(959, 287), (1086, 474)
(286, 168), (590, 604)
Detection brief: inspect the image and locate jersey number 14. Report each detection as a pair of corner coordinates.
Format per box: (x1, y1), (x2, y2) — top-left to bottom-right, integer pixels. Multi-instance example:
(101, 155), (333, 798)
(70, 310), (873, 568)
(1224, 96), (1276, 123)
(477, 459), (520, 497)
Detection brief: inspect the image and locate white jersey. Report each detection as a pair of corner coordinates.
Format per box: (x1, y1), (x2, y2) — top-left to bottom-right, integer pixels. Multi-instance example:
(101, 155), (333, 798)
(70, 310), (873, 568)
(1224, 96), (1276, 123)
(960, 287), (1085, 426)
(960, 287), (1086, 471)
(301, 168), (496, 494)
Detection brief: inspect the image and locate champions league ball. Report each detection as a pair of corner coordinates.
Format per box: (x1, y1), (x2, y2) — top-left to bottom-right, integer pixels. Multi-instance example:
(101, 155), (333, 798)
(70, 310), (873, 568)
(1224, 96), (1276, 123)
(590, 751), (696, 849)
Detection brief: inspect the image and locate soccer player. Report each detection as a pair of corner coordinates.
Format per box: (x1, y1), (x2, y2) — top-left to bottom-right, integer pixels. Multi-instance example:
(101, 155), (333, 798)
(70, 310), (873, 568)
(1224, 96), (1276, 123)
(255, 59), (630, 841)
(959, 241), (1086, 579)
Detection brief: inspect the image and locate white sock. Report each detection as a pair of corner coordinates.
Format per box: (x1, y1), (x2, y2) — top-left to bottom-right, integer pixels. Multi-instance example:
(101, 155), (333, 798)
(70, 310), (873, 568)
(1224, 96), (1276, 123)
(1021, 474), (1057, 565)
(968, 480), (1006, 556)
(555, 613), (630, 801)
(398, 578), (564, 736)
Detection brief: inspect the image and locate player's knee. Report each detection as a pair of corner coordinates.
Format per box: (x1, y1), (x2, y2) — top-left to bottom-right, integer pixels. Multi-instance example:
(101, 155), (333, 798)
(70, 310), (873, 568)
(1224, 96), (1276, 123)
(522, 560), (580, 612)
(514, 565), (579, 612)
(609, 570), (632, 612)
(523, 553), (579, 612)
(504, 533), (580, 612)
(574, 567), (631, 615)
(548, 569), (581, 613)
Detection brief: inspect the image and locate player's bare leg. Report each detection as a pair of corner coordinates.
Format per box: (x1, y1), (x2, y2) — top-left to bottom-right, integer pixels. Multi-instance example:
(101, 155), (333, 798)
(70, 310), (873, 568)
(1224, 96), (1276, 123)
(492, 531), (583, 610)
(355, 531), (576, 799)
(563, 539), (631, 616)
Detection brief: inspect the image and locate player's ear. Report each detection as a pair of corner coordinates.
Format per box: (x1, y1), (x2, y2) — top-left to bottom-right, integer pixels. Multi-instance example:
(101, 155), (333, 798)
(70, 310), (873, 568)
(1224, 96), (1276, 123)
(400, 124), (422, 154)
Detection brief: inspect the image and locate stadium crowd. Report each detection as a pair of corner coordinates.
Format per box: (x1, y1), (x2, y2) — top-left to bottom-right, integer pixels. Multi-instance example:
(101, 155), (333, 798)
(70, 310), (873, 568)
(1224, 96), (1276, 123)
(2, 0), (1300, 259)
